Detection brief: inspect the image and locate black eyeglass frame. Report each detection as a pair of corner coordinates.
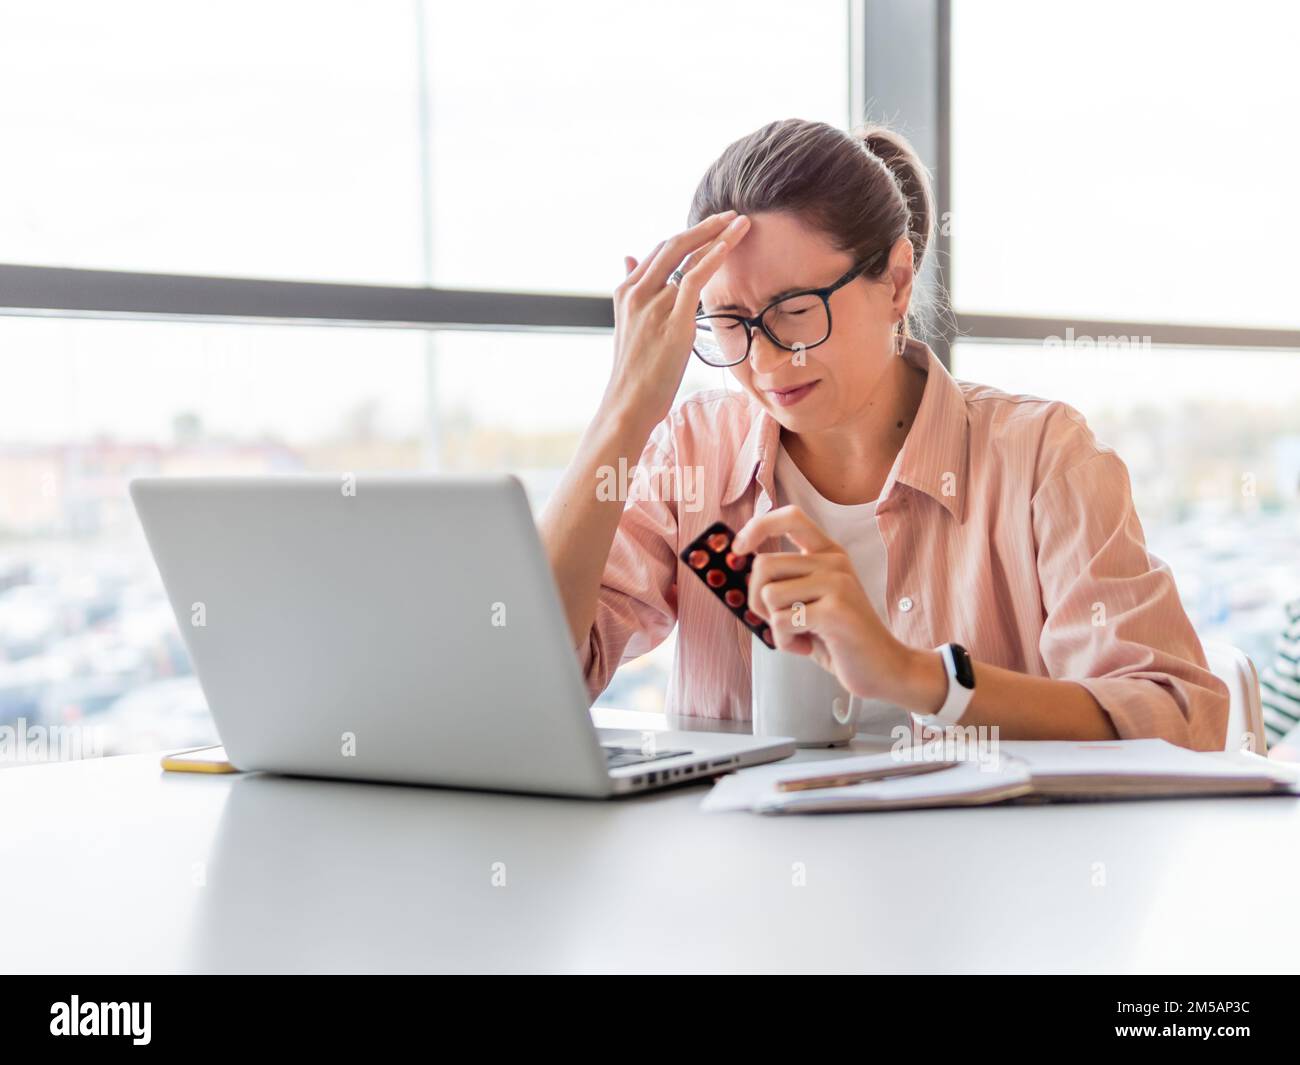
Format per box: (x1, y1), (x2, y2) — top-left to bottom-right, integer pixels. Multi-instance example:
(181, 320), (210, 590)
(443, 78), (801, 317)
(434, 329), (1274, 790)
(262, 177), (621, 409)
(691, 249), (887, 367)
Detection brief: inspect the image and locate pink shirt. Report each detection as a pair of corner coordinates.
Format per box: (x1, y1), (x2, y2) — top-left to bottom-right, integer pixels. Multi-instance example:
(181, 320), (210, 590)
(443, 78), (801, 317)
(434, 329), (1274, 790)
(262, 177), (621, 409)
(577, 338), (1229, 751)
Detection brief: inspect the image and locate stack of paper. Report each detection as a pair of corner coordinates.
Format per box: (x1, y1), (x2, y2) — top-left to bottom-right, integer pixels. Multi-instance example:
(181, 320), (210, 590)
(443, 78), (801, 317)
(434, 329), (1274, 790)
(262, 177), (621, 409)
(998, 739), (1296, 799)
(701, 739), (1300, 815)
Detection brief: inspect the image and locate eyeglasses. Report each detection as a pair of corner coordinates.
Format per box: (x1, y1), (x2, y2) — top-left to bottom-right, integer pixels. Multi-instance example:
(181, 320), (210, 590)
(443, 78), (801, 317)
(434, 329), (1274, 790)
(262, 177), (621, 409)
(691, 251), (885, 368)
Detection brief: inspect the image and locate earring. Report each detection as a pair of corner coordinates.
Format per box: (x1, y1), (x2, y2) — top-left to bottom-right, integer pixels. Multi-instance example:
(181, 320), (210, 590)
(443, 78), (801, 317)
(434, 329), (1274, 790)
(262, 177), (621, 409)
(893, 318), (909, 356)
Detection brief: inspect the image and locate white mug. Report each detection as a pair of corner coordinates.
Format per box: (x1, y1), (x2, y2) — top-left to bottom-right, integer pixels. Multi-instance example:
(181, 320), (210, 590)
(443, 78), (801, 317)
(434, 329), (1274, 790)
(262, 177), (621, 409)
(750, 637), (856, 747)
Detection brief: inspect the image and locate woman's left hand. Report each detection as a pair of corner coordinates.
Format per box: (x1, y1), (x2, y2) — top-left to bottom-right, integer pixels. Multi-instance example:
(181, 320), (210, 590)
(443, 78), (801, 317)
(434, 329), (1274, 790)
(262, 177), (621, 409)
(732, 505), (917, 705)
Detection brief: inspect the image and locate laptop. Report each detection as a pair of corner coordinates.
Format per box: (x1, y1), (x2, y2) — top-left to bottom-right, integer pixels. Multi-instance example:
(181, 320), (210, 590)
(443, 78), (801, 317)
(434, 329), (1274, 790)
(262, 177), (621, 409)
(129, 474), (795, 797)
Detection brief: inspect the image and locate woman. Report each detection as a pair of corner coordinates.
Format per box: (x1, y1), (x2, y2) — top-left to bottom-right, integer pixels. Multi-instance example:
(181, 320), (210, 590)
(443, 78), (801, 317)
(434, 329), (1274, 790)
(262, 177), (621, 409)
(539, 118), (1227, 750)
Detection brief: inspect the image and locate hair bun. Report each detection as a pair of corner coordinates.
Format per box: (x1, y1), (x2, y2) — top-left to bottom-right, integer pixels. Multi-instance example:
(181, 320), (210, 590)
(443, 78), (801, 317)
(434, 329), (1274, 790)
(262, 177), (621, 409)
(857, 124), (935, 273)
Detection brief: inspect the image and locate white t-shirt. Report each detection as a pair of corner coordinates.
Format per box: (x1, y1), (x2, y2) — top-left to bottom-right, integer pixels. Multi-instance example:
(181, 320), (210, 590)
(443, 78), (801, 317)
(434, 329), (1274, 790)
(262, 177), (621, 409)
(754, 443), (911, 736)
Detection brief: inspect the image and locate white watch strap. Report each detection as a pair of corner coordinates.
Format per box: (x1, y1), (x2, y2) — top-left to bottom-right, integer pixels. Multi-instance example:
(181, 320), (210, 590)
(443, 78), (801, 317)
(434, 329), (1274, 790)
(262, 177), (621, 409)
(918, 643), (974, 727)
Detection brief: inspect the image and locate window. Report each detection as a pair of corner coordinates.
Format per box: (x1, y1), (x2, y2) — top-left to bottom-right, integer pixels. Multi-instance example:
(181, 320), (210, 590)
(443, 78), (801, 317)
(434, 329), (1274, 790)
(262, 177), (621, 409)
(0, 2), (427, 284)
(0, 316), (427, 758)
(1, 0), (849, 291)
(951, 0), (1300, 327)
(422, 0), (849, 293)
(954, 340), (1300, 669)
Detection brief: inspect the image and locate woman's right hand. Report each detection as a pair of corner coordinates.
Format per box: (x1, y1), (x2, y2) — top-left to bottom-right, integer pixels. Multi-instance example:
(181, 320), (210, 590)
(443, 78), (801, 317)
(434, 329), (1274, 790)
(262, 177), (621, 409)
(603, 211), (751, 430)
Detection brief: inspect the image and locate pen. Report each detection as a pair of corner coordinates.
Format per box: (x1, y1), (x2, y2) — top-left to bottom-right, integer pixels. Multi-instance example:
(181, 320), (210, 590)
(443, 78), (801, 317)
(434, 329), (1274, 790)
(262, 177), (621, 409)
(776, 759), (958, 792)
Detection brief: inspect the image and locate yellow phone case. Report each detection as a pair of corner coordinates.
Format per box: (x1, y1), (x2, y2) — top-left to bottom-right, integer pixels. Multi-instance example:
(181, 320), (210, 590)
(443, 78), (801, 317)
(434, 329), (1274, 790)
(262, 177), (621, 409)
(160, 745), (238, 774)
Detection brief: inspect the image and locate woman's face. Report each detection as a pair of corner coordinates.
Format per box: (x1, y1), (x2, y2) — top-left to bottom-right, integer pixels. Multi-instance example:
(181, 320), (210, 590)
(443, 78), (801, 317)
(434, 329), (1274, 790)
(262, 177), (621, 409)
(698, 210), (913, 434)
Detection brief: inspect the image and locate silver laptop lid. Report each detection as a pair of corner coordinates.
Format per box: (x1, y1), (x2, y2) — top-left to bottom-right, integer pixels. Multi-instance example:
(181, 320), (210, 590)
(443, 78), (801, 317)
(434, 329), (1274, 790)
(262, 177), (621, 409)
(131, 474), (612, 796)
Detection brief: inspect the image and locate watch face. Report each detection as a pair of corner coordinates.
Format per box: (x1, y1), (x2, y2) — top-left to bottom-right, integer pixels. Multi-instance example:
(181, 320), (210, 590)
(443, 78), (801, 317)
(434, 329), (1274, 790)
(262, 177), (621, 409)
(950, 643), (975, 689)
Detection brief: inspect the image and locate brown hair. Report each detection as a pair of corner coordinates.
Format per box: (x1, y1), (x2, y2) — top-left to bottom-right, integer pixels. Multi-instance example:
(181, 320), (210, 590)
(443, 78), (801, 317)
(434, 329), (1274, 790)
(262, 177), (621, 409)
(688, 118), (937, 335)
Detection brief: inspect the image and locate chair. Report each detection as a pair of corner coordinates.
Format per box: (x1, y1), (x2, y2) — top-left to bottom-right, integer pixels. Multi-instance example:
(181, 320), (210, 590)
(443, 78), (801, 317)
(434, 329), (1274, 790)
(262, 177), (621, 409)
(1202, 640), (1267, 755)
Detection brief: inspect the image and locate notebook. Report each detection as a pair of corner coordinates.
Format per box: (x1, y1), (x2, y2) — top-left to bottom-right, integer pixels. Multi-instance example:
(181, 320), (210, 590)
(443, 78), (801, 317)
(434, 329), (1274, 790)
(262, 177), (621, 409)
(701, 739), (1300, 815)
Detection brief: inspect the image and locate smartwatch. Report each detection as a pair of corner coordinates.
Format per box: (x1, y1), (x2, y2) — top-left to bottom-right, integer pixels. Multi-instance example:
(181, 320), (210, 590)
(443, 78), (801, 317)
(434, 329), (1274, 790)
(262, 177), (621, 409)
(919, 642), (976, 727)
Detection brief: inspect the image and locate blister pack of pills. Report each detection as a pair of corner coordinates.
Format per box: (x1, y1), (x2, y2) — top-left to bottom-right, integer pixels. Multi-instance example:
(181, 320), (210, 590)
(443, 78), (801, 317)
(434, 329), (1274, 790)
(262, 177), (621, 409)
(679, 521), (774, 649)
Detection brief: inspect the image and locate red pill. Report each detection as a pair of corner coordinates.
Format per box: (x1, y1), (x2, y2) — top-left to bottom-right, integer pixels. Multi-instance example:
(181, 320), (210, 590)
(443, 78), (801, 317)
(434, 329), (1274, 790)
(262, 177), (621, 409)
(706, 569), (726, 588)
(725, 552), (747, 571)
(761, 628), (776, 647)
(724, 589), (745, 608)
(707, 532), (729, 552)
(743, 609), (763, 627)
(687, 549), (709, 569)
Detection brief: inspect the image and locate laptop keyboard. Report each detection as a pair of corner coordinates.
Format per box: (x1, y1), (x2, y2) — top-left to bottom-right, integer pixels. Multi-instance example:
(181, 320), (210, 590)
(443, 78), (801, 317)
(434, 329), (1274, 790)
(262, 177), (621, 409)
(602, 744), (692, 769)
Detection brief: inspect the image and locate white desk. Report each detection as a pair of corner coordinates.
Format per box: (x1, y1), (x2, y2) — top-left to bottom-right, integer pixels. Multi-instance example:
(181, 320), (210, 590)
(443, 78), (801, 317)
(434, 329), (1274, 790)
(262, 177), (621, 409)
(3, 708), (1298, 974)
